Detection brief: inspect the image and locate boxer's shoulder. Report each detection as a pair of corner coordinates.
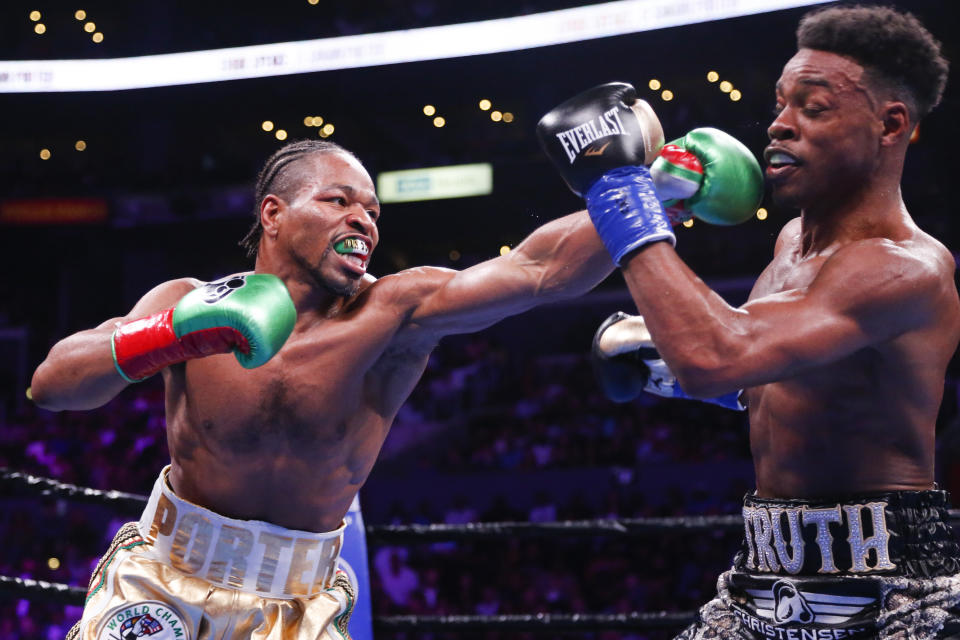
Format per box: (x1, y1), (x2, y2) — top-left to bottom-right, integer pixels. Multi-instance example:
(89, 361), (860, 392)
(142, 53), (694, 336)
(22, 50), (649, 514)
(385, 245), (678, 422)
(356, 266), (456, 312)
(827, 233), (950, 283)
(121, 277), (205, 322)
(773, 217), (802, 257)
(814, 237), (953, 333)
(148, 277), (204, 298)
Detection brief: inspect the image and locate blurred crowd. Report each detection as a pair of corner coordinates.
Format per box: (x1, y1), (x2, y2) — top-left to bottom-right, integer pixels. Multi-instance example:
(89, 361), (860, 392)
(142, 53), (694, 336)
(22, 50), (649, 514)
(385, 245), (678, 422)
(2, 326), (959, 639)
(0, 328), (754, 640)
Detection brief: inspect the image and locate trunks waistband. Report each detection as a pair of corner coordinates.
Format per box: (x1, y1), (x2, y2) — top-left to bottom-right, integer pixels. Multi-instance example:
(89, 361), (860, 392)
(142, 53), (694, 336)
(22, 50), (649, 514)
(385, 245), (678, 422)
(136, 465), (345, 599)
(734, 489), (960, 578)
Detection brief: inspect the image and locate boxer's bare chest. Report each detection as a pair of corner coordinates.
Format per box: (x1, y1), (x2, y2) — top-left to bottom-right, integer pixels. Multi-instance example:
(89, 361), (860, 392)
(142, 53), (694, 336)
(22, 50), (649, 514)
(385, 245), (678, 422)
(749, 243), (884, 399)
(162, 305), (434, 527)
(743, 240), (937, 496)
(167, 307), (430, 462)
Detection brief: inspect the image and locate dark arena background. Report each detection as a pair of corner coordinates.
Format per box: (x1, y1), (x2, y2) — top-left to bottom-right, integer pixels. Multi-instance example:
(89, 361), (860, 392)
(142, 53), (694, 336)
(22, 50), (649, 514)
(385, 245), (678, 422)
(1, 1), (959, 638)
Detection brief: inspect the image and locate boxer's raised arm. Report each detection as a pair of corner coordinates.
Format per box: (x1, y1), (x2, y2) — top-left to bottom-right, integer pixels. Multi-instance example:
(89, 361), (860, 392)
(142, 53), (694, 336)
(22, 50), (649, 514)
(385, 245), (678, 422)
(31, 279), (199, 411)
(398, 210), (613, 338)
(621, 239), (955, 398)
(31, 273), (295, 411)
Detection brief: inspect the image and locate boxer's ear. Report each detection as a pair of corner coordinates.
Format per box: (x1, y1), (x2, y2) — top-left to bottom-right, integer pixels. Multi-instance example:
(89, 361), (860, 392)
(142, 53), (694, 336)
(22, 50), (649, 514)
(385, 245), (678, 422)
(879, 101), (910, 147)
(261, 195), (284, 239)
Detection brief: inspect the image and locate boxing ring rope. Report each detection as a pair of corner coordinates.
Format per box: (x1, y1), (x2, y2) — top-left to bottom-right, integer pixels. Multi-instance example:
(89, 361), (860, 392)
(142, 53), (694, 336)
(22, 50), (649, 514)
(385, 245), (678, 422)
(6, 468), (959, 631)
(0, 573), (691, 631)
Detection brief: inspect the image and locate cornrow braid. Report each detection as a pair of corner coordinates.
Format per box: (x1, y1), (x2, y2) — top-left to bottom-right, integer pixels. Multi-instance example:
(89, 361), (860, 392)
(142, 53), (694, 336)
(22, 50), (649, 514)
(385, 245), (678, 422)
(239, 139), (356, 259)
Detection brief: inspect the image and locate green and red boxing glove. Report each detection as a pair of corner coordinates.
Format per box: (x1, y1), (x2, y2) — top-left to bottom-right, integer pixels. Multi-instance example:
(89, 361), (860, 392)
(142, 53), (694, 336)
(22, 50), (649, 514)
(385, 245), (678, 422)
(579, 126), (763, 263)
(111, 273), (296, 382)
(650, 127), (764, 226)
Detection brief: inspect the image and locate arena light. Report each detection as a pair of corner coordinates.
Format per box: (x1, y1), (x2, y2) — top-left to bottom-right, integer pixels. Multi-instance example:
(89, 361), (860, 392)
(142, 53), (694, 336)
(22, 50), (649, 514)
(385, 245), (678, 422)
(75, 140), (86, 151)
(478, 99), (492, 111)
(92, 32), (104, 44)
(39, 148), (51, 160)
(502, 112), (514, 123)
(707, 70), (719, 82)
(719, 80), (733, 93)
(29, 11), (41, 21)
(34, 23), (46, 35)
(423, 104), (436, 116)
(261, 120), (274, 132)
(499, 245), (511, 256)
(0, 0), (831, 93)
(730, 89), (742, 101)
(661, 90), (674, 101)
(756, 207), (768, 220)
(490, 110), (502, 122)
(75, 10), (86, 20)
(648, 79), (661, 90)
(432, 116), (445, 128)
(377, 163), (493, 203)
(84, 21), (96, 33)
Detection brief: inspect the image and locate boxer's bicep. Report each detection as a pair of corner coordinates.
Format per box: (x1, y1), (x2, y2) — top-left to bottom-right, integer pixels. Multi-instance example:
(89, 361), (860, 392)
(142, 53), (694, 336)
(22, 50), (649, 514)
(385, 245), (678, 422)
(31, 278), (199, 410)
(405, 212), (612, 337)
(731, 288), (871, 385)
(730, 241), (939, 386)
(404, 257), (548, 336)
(123, 278), (203, 322)
(806, 240), (940, 346)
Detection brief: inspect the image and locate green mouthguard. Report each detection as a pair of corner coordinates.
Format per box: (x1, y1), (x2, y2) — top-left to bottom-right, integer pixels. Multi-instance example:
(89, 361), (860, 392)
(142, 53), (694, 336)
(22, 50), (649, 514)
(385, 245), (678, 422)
(335, 238), (365, 254)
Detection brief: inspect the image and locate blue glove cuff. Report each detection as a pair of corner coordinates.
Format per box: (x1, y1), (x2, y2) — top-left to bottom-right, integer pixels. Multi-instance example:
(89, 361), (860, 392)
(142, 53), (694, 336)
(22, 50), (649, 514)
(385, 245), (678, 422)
(585, 165), (676, 265)
(673, 385), (746, 411)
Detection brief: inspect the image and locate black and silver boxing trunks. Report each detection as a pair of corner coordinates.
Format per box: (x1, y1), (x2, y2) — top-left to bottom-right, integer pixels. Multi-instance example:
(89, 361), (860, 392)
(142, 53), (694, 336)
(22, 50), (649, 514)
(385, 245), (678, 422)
(677, 490), (960, 639)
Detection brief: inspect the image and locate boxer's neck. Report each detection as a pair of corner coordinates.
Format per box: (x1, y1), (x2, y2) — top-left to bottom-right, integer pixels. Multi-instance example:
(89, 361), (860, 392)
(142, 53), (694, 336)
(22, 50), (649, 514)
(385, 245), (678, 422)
(799, 183), (911, 256)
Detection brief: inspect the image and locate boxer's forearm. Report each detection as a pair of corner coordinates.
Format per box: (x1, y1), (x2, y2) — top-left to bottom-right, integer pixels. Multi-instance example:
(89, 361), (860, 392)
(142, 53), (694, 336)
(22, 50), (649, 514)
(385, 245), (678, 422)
(31, 323), (131, 411)
(510, 210), (615, 301)
(620, 242), (746, 397)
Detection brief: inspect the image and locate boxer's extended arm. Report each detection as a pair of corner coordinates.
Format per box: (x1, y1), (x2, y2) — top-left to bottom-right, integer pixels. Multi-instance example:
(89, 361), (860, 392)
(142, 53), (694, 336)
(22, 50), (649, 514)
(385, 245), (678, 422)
(400, 210), (614, 338)
(31, 279), (198, 411)
(620, 238), (948, 398)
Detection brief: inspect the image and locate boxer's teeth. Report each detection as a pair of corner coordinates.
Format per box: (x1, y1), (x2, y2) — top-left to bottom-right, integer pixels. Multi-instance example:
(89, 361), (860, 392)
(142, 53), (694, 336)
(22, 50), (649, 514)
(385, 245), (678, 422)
(334, 238), (369, 256)
(768, 152), (797, 166)
(343, 254), (365, 268)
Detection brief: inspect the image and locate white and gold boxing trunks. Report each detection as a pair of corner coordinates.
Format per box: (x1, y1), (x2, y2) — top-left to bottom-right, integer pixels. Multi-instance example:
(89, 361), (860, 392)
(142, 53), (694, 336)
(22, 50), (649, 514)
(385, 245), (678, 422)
(66, 466), (355, 640)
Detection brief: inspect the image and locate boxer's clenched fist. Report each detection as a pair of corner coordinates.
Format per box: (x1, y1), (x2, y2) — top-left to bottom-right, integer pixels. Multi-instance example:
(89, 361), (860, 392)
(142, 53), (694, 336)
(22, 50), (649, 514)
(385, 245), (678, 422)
(112, 273), (296, 382)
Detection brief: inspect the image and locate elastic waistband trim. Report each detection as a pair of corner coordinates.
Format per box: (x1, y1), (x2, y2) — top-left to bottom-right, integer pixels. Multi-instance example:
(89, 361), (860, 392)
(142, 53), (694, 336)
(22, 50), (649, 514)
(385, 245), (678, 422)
(137, 466), (345, 599)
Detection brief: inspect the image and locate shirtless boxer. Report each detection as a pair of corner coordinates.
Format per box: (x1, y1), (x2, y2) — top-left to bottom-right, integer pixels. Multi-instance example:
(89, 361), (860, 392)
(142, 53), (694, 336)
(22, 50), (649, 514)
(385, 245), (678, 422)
(31, 123), (760, 638)
(538, 5), (960, 639)
(29, 139), (614, 639)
